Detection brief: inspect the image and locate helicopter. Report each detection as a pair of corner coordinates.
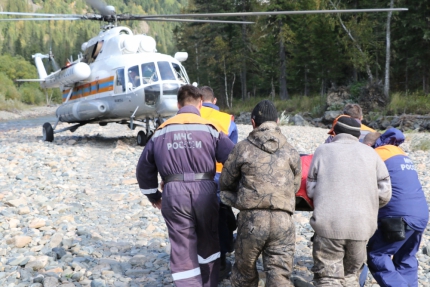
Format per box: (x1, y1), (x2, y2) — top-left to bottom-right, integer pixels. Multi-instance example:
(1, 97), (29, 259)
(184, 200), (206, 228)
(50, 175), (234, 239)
(2, 0), (407, 145)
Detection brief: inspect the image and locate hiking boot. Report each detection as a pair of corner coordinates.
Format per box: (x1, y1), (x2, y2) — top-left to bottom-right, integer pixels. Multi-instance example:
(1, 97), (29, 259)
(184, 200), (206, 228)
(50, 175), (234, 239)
(218, 258), (232, 282)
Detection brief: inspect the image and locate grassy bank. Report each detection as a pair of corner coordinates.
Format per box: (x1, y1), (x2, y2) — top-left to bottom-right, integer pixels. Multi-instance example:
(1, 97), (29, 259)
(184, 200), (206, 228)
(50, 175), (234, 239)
(223, 92), (430, 117)
(226, 95), (326, 117)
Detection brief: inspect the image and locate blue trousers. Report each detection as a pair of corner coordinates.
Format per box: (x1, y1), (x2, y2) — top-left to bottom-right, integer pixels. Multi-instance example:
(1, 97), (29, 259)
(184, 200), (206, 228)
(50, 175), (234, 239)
(367, 227), (422, 287)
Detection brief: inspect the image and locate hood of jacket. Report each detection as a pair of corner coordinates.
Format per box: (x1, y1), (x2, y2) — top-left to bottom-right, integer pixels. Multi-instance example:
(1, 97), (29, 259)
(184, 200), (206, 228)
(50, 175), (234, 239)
(247, 121), (286, 154)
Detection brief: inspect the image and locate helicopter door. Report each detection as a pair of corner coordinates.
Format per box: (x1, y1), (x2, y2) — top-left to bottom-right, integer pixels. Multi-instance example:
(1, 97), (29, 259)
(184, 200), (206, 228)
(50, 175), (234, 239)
(114, 68), (125, 94)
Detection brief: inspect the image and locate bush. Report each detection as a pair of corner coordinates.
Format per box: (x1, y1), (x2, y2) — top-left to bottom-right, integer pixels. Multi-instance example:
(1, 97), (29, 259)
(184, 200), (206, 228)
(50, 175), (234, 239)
(227, 94), (326, 118)
(387, 92), (430, 115)
(411, 139), (430, 151)
(19, 84), (45, 105)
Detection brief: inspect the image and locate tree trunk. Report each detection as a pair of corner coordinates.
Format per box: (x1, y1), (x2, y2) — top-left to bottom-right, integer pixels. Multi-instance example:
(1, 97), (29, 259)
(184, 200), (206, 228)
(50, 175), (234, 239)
(405, 53), (408, 94)
(330, 0), (373, 82)
(195, 44), (200, 85)
(241, 23), (247, 101)
(223, 58), (230, 108)
(230, 73), (235, 109)
(279, 19), (289, 100)
(304, 65), (309, 97)
(384, 0), (394, 99)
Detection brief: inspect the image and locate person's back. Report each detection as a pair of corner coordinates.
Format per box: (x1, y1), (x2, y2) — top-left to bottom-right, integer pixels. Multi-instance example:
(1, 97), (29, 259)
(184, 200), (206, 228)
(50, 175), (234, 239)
(364, 129), (429, 287)
(220, 100), (301, 287)
(221, 122), (300, 212)
(307, 116), (391, 287)
(198, 86), (238, 281)
(136, 85), (235, 287)
(309, 135), (390, 240)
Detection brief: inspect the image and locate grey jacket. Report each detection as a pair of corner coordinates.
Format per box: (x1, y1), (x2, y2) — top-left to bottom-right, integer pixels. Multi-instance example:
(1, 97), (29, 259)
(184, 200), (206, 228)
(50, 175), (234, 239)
(220, 121), (301, 213)
(306, 133), (392, 240)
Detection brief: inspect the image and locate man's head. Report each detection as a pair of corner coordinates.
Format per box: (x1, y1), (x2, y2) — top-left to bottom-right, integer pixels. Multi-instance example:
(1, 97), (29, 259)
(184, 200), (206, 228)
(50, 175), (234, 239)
(365, 128), (405, 148)
(251, 100), (278, 128)
(200, 86), (217, 104)
(363, 132), (381, 147)
(332, 116), (361, 138)
(343, 104), (363, 120)
(177, 84), (203, 109)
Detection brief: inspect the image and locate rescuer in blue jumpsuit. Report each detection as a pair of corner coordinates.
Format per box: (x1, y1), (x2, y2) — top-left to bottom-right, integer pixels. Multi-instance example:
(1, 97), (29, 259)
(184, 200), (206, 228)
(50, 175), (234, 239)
(363, 128), (429, 287)
(199, 86), (238, 281)
(136, 84), (235, 287)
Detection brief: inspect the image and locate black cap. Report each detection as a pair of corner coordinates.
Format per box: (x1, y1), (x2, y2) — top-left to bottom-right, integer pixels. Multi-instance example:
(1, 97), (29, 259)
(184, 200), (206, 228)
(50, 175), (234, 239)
(333, 116), (361, 138)
(251, 100), (278, 127)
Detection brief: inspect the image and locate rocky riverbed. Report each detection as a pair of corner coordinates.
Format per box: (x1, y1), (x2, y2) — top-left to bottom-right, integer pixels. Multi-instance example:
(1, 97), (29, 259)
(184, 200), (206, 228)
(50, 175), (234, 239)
(1, 121), (430, 287)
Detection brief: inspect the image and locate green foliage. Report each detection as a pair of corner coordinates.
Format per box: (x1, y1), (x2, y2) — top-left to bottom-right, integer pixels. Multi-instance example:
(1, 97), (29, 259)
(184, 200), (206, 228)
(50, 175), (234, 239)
(411, 139), (430, 152)
(19, 84), (45, 105)
(226, 94), (325, 118)
(387, 92), (430, 115)
(349, 81), (366, 102)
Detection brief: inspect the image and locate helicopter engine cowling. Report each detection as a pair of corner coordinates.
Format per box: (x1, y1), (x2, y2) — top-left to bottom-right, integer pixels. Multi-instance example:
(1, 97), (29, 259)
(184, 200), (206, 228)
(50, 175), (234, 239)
(43, 62), (91, 88)
(136, 35), (157, 53)
(57, 100), (110, 122)
(121, 36), (139, 54)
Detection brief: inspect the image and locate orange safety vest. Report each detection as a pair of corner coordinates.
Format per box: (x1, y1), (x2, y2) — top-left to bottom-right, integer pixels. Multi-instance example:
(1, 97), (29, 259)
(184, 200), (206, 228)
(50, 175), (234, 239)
(158, 111), (222, 132)
(360, 124), (375, 132)
(200, 106), (233, 173)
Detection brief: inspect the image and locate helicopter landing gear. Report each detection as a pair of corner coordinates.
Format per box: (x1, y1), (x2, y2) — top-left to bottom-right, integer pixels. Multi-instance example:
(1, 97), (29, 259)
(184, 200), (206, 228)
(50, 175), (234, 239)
(42, 121), (85, 142)
(137, 131), (147, 146)
(43, 122), (54, 142)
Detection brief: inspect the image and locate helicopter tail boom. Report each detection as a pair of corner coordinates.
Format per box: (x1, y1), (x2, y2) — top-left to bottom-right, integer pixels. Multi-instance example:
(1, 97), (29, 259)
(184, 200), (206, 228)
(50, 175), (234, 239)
(32, 53), (49, 80)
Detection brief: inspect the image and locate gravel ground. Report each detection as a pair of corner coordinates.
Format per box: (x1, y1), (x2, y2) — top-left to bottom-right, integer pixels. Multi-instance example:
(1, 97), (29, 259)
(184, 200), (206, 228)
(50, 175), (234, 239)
(0, 119), (429, 287)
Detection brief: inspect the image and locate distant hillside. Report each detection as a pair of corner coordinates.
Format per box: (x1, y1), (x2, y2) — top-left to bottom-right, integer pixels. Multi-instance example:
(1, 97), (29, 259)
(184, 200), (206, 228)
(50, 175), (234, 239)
(0, 0), (187, 67)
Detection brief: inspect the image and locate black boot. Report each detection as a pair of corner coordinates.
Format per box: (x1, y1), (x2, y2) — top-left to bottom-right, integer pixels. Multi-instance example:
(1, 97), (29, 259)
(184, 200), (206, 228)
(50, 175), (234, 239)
(218, 253), (232, 282)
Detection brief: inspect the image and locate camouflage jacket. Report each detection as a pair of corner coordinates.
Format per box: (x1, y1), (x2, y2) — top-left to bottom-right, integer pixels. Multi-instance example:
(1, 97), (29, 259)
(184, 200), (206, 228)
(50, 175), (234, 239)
(219, 121), (302, 213)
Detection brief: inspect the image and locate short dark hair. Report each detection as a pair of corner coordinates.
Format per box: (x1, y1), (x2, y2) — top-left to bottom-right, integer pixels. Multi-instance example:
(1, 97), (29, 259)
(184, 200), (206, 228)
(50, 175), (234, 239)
(251, 100), (278, 127)
(177, 85), (202, 107)
(200, 86), (215, 102)
(343, 104), (362, 119)
(363, 132), (382, 146)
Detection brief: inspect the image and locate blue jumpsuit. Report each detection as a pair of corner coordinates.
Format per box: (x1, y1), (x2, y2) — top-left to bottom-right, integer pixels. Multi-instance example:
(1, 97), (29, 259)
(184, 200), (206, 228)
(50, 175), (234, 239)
(367, 143), (429, 287)
(136, 105), (234, 286)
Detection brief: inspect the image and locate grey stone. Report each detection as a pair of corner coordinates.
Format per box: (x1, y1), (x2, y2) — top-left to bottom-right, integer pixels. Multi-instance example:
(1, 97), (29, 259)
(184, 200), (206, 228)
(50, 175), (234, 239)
(42, 277), (59, 287)
(90, 279), (106, 287)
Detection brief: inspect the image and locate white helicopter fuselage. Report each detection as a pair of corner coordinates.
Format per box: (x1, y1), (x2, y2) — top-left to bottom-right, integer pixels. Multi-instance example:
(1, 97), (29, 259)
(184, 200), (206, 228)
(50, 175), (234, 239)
(34, 26), (189, 124)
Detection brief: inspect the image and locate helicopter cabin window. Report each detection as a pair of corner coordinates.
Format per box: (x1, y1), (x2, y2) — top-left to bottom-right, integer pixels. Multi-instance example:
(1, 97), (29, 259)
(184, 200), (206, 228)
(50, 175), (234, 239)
(115, 68), (125, 94)
(157, 61), (176, 81)
(127, 66), (141, 90)
(172, 63), (187, 83)
(141, 62), (159, 85)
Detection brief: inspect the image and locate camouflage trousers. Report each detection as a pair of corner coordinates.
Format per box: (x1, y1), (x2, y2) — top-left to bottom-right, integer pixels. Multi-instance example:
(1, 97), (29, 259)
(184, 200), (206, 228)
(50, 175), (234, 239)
(312, 234), (367, 287)
(230, 210), (295, 287)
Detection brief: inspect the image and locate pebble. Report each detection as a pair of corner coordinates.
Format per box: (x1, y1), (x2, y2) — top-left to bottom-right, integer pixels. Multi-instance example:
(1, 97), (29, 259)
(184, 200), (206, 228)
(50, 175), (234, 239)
(1, 119), (430, 286)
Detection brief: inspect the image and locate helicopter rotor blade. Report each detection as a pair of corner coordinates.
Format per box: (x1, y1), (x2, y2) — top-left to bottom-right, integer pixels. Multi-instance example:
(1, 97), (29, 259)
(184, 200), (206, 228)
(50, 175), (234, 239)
(86, 0), (115, 16)
(142, 8), (408, 19)
(0, 12), (82, 17)
(0, 17), (82, 21)
(123, 17), (254, 24)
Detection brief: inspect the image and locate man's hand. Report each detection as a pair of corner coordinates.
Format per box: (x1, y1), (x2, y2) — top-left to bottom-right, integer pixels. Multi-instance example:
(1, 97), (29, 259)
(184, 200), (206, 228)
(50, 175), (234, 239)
(160, 181), (164, 191)
(152, 199), (162, 210)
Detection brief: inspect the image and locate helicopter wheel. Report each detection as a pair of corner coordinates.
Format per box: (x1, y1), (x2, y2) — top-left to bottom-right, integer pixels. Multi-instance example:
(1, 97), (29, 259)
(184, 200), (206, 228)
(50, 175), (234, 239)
(43, 122), (54, 142)
(137, 131), (147, 146)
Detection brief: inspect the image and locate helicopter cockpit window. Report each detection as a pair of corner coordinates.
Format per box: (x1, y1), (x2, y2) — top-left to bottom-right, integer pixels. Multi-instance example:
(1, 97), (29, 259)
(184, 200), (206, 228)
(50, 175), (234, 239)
(157, 61), (176, 81)
(141, 62), (159, 85)
(172, 63), (187, 83)
(127, 66), (141, 89)
(115, 68), (125, 93)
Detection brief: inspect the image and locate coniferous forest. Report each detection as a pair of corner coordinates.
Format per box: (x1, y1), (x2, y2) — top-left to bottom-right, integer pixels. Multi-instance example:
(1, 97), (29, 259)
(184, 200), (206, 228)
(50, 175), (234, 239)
(0, 0), (429, 112)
